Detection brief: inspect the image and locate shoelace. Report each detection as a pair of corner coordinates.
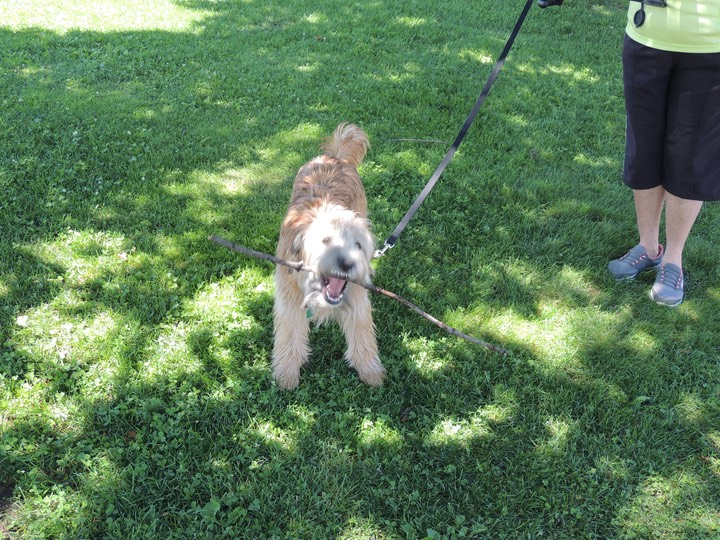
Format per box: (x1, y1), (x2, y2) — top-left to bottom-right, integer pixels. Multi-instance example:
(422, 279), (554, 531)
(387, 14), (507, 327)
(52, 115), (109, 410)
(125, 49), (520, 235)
(657, 265), (683, 289)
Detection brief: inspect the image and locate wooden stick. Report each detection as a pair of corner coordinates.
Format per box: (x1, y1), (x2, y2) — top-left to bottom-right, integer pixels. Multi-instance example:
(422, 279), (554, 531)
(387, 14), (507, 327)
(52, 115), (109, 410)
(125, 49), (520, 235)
(208, 235), (508, 355)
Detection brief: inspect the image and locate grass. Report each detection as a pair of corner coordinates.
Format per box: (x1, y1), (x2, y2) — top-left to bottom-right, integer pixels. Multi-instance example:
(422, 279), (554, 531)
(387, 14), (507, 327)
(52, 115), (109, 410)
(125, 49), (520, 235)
(1, 0), (719, 538)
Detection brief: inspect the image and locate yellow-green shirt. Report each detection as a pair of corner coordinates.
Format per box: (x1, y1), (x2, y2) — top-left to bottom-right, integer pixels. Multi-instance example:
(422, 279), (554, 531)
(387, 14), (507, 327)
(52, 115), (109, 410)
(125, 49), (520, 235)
(626, 0), (720, 52)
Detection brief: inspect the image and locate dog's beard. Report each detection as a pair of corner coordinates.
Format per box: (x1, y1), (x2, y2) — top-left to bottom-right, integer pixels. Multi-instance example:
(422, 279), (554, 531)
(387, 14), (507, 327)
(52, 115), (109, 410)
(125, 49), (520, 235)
(302, 273), (350, 311)
(302, 255), (367, 311)
(320, 275), (348, 305)
(299, 210), (374, 312)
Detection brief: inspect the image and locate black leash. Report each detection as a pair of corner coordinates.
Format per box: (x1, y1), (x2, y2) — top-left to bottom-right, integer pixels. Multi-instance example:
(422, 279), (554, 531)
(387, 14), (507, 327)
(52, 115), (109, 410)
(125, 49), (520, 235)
(375, 0), (560, 258)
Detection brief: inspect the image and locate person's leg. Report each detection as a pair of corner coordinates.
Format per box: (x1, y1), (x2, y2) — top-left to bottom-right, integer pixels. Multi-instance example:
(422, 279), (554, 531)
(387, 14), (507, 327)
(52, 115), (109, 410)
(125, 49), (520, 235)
(633, 186), (665, 259)
(659, 51), (717, 268)
(662, 192), (703, 269)
(650, 193), (702, 306)
(607, 185), (665, 279)
(608, 38), (671, 280)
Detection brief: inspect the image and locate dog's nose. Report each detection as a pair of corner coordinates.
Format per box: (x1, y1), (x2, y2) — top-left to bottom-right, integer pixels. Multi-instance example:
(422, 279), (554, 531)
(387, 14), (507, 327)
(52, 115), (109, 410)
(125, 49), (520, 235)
(338, 255), (355, 273)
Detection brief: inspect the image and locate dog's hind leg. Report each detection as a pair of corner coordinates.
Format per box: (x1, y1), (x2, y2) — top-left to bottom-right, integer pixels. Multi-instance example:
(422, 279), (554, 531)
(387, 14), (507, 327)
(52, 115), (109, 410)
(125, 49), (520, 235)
(340, 289), (386, 386)
(272, 292), (310, 390)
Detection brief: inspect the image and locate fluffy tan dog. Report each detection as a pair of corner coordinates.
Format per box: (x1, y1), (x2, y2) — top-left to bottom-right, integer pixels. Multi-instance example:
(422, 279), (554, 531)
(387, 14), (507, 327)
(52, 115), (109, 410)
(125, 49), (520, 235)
(272, 123), (386, 390)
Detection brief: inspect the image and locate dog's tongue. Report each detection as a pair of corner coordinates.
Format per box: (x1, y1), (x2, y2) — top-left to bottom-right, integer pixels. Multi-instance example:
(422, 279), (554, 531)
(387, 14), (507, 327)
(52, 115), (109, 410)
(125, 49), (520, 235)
(325, 277), (346, 298)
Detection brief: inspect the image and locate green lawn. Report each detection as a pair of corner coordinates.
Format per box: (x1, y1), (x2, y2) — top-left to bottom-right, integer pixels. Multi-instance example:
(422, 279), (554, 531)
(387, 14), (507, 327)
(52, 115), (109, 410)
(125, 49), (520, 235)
(1, 0), (719, 538)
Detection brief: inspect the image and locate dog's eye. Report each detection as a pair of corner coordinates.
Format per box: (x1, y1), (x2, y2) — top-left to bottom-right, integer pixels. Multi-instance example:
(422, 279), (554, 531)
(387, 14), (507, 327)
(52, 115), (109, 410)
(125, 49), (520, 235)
(355, 242), (362, 250)
(322, 236), (331, 244)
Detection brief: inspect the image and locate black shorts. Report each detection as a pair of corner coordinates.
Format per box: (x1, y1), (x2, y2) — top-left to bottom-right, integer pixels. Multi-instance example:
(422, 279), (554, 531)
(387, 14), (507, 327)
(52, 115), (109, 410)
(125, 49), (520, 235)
(623, 35), (720, 201)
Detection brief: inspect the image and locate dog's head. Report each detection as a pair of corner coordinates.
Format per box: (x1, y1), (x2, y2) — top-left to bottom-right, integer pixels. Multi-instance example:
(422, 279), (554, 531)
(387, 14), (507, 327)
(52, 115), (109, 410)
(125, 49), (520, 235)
(291, 204), (375, 309)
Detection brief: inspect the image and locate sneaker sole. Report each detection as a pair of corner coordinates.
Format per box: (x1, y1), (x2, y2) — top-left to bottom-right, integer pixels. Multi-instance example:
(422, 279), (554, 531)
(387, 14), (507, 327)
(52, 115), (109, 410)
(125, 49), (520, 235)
(610, 265), (661, 281)
(650, 290), (683, 307)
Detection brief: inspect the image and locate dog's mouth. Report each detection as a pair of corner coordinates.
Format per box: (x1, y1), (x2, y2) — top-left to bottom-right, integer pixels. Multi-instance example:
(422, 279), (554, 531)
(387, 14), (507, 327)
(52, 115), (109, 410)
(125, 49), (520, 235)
(321, 275), (348, 305)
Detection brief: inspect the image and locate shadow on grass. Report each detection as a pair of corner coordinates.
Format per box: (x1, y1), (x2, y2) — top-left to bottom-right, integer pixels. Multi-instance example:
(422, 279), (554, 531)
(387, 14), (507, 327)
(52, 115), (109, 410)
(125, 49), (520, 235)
(2, 0), (719, 538)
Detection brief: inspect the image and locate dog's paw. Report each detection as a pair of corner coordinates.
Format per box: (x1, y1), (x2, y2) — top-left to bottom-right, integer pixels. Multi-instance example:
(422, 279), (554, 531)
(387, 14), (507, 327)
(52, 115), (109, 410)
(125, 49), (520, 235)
(273, 368), (301, 390)
(357, 359), (386, 387)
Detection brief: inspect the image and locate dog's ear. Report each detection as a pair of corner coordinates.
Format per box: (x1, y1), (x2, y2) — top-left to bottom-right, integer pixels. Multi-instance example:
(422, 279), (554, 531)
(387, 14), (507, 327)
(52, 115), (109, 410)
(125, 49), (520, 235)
(360, 220), (376, 259)
(282, 208), (312, 260)
(290, 230), (305, 259)
(282, 232), (305, 274)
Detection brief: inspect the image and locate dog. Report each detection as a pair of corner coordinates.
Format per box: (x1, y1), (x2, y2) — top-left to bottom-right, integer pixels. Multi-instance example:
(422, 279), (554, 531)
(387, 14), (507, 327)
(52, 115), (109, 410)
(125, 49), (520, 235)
(272, 123), (386, 390)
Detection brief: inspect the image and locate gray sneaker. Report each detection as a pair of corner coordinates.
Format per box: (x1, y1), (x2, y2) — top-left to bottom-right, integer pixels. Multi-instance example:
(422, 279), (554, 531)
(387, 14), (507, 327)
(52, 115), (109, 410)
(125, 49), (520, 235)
(650, 263), (684, 307)
(608, 244), (663, 280)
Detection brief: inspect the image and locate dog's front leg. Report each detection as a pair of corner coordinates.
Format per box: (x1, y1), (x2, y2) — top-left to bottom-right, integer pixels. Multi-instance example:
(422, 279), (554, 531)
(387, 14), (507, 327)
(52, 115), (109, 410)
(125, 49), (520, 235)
(272, 291), (310, 390)
(341, 289), (385, 386)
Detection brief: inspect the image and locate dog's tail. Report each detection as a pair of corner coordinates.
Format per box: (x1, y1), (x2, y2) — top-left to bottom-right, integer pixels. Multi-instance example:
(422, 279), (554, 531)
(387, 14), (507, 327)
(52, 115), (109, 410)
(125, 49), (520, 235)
(321, 123), (369, 168)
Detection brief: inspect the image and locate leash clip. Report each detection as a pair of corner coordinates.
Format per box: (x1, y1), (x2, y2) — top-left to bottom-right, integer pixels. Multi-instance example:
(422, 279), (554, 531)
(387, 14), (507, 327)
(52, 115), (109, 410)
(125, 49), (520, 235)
(374, 241), (395, 259)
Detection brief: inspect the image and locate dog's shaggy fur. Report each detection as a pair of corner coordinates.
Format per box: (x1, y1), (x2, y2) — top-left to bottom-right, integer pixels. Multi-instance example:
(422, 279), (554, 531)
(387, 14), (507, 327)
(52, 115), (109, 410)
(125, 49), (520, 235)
(272, 123), (386, 390)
